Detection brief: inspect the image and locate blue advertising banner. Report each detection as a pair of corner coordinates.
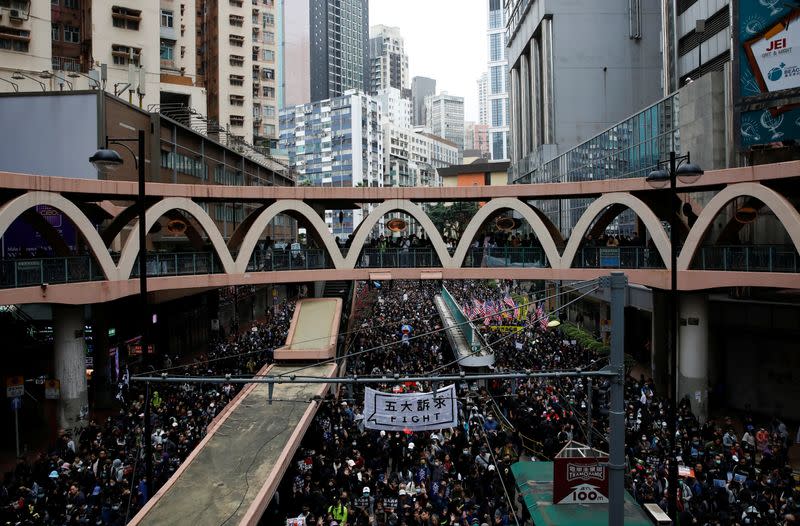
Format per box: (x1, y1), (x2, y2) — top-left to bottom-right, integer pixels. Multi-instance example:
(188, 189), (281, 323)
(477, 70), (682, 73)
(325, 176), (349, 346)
(1, 205), (77, 258)
(738, 2), (800, 146)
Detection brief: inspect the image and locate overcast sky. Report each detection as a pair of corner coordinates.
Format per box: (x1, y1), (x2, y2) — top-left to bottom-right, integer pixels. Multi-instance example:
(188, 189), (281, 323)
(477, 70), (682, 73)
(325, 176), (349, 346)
(369, 0), (487, 122)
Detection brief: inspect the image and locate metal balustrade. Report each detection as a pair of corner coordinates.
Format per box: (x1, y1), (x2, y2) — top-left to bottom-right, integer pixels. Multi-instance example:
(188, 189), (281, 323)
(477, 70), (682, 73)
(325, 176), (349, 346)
(0, 245), (797, 289)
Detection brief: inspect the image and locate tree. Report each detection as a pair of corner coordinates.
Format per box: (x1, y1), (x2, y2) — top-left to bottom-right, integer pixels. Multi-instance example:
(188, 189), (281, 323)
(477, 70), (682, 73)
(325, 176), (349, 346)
(426, 202), (479, 240)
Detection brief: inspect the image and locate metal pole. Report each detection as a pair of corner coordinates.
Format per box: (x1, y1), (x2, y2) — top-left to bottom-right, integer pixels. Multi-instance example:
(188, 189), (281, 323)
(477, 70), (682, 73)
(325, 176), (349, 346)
(667, 150), (679, 520)
(586, 376), (592, 449)
(14, 404), (20, 458)
(608, 272), (626, 526)
(137, 128), (154, 500)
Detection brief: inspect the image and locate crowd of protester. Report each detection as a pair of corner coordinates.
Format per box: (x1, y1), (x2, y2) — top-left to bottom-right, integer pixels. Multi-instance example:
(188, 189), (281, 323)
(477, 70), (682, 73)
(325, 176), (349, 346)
(0, 300), (294, 525)
(3, 277), (798, 526)
(274, 279), (799, 526)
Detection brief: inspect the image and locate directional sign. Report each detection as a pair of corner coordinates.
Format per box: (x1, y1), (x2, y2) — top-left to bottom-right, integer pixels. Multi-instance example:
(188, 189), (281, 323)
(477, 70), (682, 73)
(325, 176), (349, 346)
(6, 376), (24, 398)
(364, 384), (457, 431)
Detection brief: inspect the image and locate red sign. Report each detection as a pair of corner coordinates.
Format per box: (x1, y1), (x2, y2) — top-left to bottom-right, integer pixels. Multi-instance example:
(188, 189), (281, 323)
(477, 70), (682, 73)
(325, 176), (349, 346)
(553, 456), (609, 504)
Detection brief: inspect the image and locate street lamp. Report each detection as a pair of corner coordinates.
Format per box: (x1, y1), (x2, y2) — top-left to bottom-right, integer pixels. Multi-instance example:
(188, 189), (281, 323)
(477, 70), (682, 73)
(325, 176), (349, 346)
(646, 150), (703, 520)
(89, 129), (154, 499)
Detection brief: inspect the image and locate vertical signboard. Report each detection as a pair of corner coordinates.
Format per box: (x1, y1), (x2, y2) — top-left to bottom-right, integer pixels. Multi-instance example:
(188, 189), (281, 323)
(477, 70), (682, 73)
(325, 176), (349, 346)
(737, 3), (800, 147)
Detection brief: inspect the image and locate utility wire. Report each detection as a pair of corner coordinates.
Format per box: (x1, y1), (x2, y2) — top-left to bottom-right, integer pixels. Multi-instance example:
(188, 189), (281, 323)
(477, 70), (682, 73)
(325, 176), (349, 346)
(274, 279), (600, 378)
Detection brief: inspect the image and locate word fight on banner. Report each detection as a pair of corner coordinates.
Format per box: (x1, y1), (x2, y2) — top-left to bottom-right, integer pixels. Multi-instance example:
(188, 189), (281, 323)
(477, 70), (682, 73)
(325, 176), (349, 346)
(364, 384), (458, 431)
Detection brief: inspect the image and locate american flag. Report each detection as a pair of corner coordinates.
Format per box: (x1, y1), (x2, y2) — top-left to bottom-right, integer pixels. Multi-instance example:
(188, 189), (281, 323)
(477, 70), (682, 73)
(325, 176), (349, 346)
(504, 295), (520, 319)
(535, 302), (548, 330)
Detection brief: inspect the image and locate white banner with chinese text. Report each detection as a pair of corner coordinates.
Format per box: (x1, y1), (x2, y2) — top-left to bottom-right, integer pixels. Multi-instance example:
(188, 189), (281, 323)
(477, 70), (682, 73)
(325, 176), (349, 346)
(363, 384), (458, 431)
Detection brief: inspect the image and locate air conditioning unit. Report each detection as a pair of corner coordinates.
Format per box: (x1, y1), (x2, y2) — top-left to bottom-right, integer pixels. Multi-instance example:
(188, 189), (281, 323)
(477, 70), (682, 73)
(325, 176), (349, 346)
(9, 9), (23, 21)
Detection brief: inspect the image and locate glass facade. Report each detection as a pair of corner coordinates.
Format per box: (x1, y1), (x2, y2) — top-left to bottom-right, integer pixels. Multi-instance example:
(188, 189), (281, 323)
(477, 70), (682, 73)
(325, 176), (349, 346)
(489, 33), (502, 62)
(489, 65), (504, 94)
(512, 94), (680, 236)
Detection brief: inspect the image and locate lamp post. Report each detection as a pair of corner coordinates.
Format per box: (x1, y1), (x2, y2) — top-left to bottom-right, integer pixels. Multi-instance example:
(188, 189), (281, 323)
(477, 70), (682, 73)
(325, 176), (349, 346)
(90, 129), (153, 499)
(645, 151), (703, 520)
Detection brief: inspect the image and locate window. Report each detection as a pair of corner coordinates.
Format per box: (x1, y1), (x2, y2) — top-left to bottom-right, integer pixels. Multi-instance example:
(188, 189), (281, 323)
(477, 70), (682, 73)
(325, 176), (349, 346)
(491, 99), (503, 127)
(262, 67), (274, 80)
(229, 34), (244, 47)
(52, 23), (59, 41)
(112, 44), (141, 65)
(490, 66), (503, 94)
(262, 13), (274, 27)
(229, 74), (244, 86)
(160, 40), (174, 60)
(160, 9), (173, 28)
(111, 6), (141, 30)
(230, 115), (244, 127)
(229, 14), (244, 26)
(63, 25), (80, 43)
(229, 0), (243, 6)
(230, 54), (244, 66)
(51, 0), (58, 4)
(263, 31), (274, 44)
(0, 26), (30, 52)
(262, 49), (274, 61)
(64, 0), (78, 8)
(489, 33), (502, 62)
(230, 94), (245, 106)
(264, 105), (275, 117)
(491, 132), (504, 160)
(262, 86), (275, 98)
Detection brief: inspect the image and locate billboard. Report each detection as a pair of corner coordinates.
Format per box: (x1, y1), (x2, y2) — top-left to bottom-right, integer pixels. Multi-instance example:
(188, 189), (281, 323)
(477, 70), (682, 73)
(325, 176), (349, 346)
(737, 3), (800, 147)
(553, 456), (609, 504)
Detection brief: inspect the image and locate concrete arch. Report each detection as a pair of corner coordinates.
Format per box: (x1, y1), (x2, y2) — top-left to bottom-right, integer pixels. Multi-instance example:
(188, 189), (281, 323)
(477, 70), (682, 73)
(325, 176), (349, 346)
(344, 200), (453, 268)
(678, 183), (800, 270)
(117, 197), (236, 279)
(452, 198), (562, 268)
(0, 191), (118, 279)
(562, 192), (671, 269)
(234, 200), (346, 273)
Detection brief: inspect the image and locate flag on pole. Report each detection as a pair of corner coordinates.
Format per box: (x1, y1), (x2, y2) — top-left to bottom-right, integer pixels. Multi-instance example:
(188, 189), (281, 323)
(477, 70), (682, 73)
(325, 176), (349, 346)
(504, 295), (519, 319)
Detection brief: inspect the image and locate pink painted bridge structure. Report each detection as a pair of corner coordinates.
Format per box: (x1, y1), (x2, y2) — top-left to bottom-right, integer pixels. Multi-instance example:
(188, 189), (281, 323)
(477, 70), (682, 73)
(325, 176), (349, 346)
(1, 160), (799, 305)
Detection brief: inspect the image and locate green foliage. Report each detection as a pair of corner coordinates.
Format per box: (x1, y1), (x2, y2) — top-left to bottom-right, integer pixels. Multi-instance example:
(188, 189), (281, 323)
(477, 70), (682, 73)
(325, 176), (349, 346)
(426, 202), (480, 239)
(559, 322), (637, 374)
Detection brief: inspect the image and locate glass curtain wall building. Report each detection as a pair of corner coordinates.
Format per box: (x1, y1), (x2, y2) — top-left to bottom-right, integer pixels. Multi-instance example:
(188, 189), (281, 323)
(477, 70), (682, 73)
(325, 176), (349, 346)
(279, 91), (383, 237)
(487, 0), (509, 160)
(516, 94), (680, 236)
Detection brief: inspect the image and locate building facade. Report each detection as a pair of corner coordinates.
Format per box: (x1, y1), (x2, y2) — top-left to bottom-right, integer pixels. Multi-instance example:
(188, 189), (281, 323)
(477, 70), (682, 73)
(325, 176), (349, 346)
(309, 0), (369, 103)
(425, 92), (465, 151)
(411, 75), (435, 126)
(477, 71), (488, 126)
(376, 87), (411, 129)
(369, 24), (409, 95)
(486, 0), (509, 160)
(465, 121), (490, 158)
(278, 91), (382, 236)
(505, 0), (662, 179)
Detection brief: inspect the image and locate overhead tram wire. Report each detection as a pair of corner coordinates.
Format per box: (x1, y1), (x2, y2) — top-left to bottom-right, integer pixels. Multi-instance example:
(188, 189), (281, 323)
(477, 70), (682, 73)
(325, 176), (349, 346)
(131, 283), (613, 386)
(270, 279), (601, 379)
(134, 278), (600, 379)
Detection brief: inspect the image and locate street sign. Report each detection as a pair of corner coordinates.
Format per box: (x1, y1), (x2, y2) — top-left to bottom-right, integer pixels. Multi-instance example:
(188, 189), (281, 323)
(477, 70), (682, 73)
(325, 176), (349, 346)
(108, 327), (116, 337)
(6, 376), (24, 398)
(10, 397), (21, 411)
(553, 445), (609, 505)
(45, 379), (60, 400)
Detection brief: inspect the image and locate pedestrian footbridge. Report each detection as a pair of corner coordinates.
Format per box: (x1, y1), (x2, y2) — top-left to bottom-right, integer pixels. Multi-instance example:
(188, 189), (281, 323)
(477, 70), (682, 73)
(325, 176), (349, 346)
(129, 362), (338, 526)
(434, 285), (494, 368)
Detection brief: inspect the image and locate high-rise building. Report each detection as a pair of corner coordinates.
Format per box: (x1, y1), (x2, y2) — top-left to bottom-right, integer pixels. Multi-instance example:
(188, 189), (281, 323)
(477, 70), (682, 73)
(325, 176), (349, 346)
(369, 25), (409, 95)
(411, 76), (436, 126)
(310, 0), (369, 102)
(425, 92), (465, 151)
(376, 87), (411, 129)
(465, 121), (490, 158)
(486, 0), (509, 160)
(662, 0), (731, 94)
(0, 1), (285, 148)
(477, 72), (488, 126)
(279, 91), (382, 236)
(280, 0), (368, 106)
(505, 0), (662, 174)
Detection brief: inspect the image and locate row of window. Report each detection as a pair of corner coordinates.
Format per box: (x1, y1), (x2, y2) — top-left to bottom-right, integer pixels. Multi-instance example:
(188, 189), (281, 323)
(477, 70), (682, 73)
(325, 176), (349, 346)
(0, 25), (29, 52)
(161, 150), (208, 180)
(51, 24), (79, 43)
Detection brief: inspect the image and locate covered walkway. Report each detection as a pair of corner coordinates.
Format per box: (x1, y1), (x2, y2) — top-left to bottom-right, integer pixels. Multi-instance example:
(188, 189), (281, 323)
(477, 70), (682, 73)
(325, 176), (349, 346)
(129, 363), (337, 526)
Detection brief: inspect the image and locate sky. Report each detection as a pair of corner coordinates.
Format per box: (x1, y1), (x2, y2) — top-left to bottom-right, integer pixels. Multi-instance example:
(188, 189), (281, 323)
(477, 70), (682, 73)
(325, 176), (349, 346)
(368, 0), (487, 122)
